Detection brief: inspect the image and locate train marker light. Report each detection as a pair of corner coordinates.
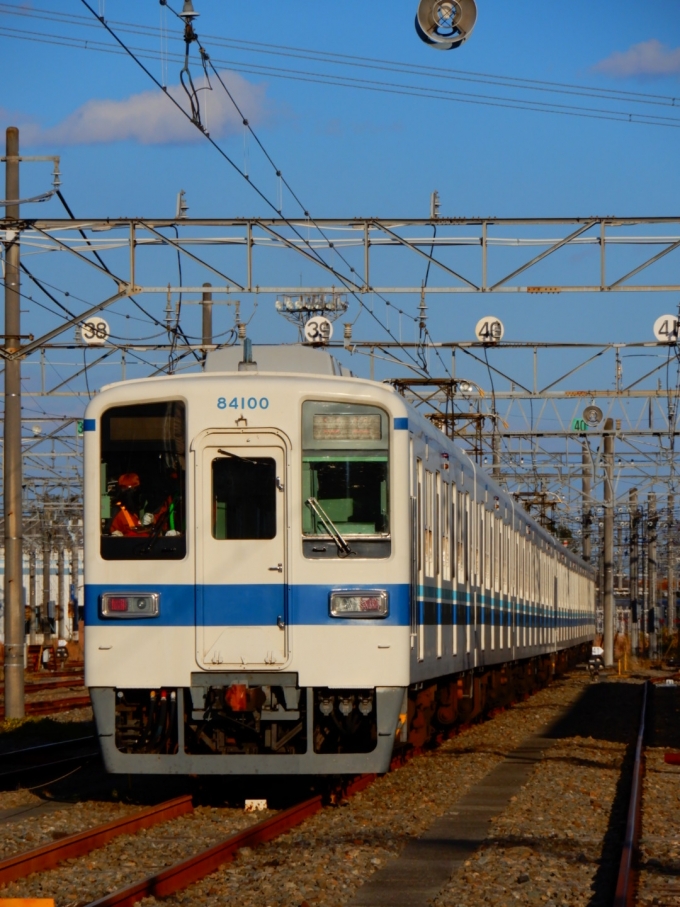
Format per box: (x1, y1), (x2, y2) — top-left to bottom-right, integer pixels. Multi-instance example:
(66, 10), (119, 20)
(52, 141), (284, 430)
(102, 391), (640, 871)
(101, 592), (160, 618)
(330, 590), (389, 618)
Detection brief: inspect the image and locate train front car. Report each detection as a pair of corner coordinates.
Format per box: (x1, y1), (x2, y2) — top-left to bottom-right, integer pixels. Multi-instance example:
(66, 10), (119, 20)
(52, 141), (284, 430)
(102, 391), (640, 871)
(84, 356), (410, 775)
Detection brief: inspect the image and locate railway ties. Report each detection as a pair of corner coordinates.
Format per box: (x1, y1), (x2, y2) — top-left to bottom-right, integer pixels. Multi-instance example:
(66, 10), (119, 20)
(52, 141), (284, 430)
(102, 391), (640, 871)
(0, 672), (660, 907)
(631, 677), (680, 907)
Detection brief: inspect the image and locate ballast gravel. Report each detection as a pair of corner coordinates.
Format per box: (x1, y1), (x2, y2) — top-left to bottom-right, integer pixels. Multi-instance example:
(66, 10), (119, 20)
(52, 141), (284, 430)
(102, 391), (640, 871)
(0, 806), (273, 905)
(432, 734), (628, 907)
(637, 748), (680, 907)
(145, 673), (592, 907)
(0, 671), (615, 907)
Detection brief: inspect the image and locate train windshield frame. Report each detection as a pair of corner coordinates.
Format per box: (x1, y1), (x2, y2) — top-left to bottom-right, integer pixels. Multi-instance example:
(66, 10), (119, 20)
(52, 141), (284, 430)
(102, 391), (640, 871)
(99, 400), (186, 560)
(301, 401), (390, 559)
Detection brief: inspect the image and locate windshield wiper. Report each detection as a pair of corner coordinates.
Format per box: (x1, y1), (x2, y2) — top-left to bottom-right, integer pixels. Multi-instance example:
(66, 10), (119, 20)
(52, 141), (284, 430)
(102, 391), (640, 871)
(218, 448), (259, 465)
(305, 497), (352, 558)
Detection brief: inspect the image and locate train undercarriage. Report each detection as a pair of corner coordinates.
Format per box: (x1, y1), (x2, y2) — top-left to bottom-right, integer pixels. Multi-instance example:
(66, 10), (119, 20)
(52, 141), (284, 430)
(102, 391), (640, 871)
(92, 645), (589, 775)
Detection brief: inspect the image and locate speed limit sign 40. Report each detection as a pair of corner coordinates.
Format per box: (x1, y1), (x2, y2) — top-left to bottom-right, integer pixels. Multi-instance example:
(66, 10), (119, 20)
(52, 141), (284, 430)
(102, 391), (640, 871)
(475, 317), (504, 344)
(80, 317), (110, 346)
(653, 315), (680, 343)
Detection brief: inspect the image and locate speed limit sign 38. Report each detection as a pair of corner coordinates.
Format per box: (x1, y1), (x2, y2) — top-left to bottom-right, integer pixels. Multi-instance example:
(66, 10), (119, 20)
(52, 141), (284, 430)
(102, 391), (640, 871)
(80, 317), (110, 346)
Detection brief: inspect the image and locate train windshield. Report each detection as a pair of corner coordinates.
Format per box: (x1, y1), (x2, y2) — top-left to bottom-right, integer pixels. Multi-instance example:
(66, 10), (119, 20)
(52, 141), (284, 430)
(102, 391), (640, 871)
(302, 402), (389, 556)
(100, 401), (186, 560)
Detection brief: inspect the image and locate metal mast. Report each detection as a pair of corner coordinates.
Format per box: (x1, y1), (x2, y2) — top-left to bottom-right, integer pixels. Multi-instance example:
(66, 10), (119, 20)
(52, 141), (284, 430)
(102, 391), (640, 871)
(3, 127), (24, 718)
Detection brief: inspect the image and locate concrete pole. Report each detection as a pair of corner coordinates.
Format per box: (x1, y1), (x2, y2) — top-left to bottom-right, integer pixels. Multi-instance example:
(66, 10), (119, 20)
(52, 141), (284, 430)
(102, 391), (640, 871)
(492, 429), (501, 480)
(648, 494), (658, 660)
(28, 548), (37, 645)
(668, 493), (675, 637)
(603, 419), (615, 667)
(3, 127), (24, 716)
(56, 546), (65, 640)
(582, 443), (592, 563)
(42, 535), (51, 645)
(201, 282), (213, 367)
(629, 488), (639, 655)
(70, 544), (79, 639)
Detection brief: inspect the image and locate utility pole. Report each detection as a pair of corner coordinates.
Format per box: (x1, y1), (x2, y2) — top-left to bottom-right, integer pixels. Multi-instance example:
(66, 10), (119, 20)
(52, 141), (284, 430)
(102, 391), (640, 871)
(57, 546), (65, 640)
(668, 493), (675, 638)
(42, 533), (51, 645)
(629, 488), (639, 655)
(492, 427), (501, 481)
(648, 493), (658, 661)
(28, 548), (37, 645)
(201, 282), (213, 367)
(3, 127), (24, 717)
(603, 418), (615, 667)
(582, 442), (591, 563)
(70, 543), (79, 639)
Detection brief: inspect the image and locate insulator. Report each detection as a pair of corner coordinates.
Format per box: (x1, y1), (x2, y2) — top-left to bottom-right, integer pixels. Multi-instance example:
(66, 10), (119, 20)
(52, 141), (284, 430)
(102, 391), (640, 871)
(415, 0), (477, 50)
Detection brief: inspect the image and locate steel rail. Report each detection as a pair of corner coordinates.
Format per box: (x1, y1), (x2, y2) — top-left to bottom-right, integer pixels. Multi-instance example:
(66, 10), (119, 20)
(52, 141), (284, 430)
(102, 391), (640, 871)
(613, 680), (649, 907)
(0, 695), (91, 720)
(85, 774), (375, 907)
(0, 795), (194, 885)
(0, 678), (85, 695)
(0, 735), (95, 760)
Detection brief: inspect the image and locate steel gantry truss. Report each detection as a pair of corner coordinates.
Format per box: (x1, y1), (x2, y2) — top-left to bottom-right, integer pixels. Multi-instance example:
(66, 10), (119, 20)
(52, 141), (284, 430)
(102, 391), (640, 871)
(4, 209), (680, 686)
(12, 215), (680, 299)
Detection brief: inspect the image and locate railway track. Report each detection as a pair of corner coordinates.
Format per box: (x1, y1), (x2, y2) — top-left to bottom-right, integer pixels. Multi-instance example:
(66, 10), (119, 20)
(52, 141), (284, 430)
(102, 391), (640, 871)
(0, 671), (595, 907)
(613, 680), (649, 907)
(0, 736), (99, 783)
(0, 695), (91, 721)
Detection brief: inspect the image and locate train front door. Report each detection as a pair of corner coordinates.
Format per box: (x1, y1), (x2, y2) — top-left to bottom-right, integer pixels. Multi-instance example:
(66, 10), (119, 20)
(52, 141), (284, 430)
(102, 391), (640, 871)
(194, 432), (289, 669)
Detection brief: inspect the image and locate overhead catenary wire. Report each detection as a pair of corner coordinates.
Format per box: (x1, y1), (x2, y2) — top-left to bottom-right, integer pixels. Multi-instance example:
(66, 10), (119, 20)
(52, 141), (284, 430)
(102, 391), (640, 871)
(4, 23), (680, 129)
(4, 3), (680, 111)
(74, 1), (427, 375)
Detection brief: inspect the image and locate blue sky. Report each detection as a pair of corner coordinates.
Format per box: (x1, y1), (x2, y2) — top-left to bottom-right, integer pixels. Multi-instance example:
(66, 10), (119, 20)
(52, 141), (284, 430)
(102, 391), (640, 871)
(2, 0), (680, 393)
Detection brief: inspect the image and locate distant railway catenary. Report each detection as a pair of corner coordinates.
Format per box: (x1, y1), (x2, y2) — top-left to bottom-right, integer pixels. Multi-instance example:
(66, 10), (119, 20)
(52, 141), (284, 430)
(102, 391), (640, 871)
(84, 346), (595, 775)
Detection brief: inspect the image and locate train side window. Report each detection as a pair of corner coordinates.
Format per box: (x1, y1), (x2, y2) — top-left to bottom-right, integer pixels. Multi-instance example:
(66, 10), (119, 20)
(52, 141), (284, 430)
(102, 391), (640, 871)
(212, 457), (276, 540)
(424, 470), (434, 577)
(100, 400), (186, 561)
(442, 480), (451, 582)
(301, 401), (390, 559)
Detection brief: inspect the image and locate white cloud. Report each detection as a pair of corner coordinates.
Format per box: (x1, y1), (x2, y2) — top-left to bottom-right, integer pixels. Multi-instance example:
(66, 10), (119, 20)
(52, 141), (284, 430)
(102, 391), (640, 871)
(594, 39), (680, 79)
(12, 71), (269, 146)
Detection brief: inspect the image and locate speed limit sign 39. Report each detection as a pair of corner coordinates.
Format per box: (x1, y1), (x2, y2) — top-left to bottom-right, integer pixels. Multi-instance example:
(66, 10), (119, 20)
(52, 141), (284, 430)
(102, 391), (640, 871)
(304, 316), (333, 345)
(80, 317), (110, 346)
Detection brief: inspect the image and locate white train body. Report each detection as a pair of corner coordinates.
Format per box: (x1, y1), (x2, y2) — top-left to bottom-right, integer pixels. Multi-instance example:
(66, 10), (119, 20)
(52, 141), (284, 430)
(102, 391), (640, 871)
(84, 347), (595, 775)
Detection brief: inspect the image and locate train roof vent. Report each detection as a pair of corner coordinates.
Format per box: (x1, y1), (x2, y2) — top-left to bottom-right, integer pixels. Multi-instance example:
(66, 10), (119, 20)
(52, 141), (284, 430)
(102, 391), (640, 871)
(205, 344), (353, 376)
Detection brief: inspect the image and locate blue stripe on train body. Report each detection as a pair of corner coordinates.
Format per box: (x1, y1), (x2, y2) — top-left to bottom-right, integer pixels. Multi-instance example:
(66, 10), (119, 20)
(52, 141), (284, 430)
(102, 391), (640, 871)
(84, 583), (411, 628)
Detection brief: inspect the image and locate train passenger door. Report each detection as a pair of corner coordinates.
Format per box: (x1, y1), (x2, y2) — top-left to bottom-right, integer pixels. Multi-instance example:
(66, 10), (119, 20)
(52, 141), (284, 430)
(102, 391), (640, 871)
(194, 432), (288, 669)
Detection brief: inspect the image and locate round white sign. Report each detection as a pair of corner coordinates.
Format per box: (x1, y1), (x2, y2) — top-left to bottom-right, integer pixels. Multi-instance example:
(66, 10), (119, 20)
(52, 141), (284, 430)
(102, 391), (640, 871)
(653, 314), (680, 343)
(80, 317), (110, 346)
(304, 316), (333, 345)
(475, 316), (504, 344)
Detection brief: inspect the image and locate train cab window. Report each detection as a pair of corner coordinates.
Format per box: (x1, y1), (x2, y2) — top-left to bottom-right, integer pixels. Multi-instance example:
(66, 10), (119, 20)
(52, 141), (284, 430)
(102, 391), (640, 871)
(301, 401), (390, 559)
(100, 401), (186, 560)
(212, 457), (276, 540)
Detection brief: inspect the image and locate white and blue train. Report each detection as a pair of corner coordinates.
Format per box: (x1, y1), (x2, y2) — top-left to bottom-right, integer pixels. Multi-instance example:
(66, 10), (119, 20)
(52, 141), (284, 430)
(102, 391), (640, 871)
(84, 345), (596, 775)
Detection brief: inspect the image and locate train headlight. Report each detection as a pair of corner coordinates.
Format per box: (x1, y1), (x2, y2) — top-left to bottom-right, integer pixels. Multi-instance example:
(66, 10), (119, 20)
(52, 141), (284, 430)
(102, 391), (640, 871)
(329, 590), (388, 619)
(101, 592), (160, 619)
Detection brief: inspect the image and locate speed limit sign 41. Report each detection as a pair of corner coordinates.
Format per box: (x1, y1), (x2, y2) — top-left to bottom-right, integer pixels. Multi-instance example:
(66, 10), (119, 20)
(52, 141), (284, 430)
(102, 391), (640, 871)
(80, 317), (110, 346)
(653, 315), (680, 343)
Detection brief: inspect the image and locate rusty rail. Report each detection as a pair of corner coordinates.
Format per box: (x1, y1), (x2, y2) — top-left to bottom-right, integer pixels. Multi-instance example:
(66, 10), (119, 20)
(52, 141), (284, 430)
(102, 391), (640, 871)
(0, 695), (91, 721)
(0, 795), (194, 885)
(84, 774), (381, 907)
(613, 680), (649, 907)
